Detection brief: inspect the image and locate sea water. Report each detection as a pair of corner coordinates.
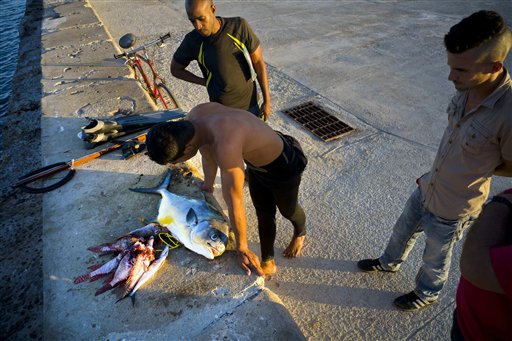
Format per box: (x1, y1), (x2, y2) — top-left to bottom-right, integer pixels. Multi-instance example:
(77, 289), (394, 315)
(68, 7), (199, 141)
(0, 0), (28, 117)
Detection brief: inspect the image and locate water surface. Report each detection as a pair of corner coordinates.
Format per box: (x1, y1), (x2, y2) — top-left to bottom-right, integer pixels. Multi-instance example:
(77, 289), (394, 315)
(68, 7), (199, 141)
(0, 0), (28, 117)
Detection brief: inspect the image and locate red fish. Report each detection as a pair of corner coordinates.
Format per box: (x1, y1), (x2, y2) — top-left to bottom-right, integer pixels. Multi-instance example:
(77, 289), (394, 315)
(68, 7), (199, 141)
(128, 245), (169, 305)
(87, 236), (140, 254)
(74, 253), (123, 284)
(117, 237), (155, 302)
(94, 242), (144, 296)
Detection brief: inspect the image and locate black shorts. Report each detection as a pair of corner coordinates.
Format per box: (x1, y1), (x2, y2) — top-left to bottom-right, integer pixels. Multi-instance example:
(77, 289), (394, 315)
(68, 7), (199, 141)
(245, 131), (307, 181)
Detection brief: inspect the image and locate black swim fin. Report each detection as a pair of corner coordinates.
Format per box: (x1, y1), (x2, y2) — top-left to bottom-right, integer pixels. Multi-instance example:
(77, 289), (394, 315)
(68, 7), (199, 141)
(80, 109), (186, 149)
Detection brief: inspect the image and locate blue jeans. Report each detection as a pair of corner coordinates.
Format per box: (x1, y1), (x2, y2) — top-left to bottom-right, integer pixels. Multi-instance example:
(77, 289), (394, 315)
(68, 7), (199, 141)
(379, 187), (478, 301)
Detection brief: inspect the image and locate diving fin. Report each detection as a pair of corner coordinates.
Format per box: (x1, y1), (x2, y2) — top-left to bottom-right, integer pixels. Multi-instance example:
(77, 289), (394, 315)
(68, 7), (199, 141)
(80, 109), (186, 149)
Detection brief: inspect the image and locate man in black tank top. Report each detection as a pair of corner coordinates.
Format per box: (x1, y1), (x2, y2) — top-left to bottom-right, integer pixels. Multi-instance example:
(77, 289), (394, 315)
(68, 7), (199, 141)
(172, 0), (271, 121)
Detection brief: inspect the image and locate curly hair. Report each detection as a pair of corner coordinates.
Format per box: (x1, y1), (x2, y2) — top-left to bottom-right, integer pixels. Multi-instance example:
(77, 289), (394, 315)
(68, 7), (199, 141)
(444, 10), (511, 62)
(146, 120), (195, 165)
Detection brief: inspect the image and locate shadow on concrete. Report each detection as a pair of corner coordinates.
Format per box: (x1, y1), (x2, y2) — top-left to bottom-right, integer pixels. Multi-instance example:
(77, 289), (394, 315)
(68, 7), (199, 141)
(46, 280), (305, 340)
(267, 279), (400, 311)
(261, 255), (412, 310)
(273, 254), (357, 272)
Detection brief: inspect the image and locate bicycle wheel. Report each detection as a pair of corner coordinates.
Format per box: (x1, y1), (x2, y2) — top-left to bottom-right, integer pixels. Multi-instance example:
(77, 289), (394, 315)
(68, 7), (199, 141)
(156, 83), (178, 110)
(133, 55), (154, 93)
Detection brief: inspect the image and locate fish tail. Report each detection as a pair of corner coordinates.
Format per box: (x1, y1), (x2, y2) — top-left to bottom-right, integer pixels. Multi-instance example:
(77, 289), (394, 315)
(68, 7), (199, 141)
(116, 282), (134, 304)
(103, 272), (115, 284)
(119, 283), (133, 301)
(95, 283), (113, 296)
(87, 264), (103, 271)
(73, 273), (90, 284)
(129, 170), (172, 195)
(89, 273), (108, 282)
(115, 295), (127, 304)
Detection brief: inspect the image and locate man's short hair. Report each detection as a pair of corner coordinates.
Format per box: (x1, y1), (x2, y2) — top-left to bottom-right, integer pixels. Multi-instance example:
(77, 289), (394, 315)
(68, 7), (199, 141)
(185, 0), (213, 8)
(444, 10), (511, 62)
(146, 120), (195, 165)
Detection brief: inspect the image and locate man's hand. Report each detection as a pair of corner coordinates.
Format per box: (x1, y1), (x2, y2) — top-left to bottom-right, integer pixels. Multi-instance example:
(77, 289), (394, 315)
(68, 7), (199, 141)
(259, 101), (270, 122)
(237, 248), (264, 276)
(192, 180), (214, 193)
(170, 59), (206, 86)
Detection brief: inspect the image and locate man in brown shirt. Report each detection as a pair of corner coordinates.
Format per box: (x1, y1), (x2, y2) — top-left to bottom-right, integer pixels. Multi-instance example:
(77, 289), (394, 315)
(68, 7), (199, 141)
(358, 10), (512, 311)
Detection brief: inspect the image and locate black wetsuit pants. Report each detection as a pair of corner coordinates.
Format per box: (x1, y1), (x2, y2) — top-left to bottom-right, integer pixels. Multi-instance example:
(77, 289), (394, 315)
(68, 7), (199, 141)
(246, 133), (307, 262)
(248, 171), (306, 262)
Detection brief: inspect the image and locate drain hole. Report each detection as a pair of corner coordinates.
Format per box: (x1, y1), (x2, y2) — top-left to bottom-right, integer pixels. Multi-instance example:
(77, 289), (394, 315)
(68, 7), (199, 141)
(282, 102), (354, 142)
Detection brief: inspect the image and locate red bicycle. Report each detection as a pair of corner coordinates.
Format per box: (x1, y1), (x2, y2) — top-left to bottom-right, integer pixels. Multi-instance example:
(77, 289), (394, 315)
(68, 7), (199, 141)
(114, 32), (178, 109)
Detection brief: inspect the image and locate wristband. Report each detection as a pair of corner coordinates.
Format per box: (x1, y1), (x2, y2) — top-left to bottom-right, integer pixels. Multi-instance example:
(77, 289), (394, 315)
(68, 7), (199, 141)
(490, 196), (512, 212)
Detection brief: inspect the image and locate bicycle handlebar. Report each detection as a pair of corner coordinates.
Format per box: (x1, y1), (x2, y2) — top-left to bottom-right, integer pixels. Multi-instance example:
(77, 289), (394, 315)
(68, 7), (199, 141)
(114, 32), (171, 59)
(160, 32), (171, 42)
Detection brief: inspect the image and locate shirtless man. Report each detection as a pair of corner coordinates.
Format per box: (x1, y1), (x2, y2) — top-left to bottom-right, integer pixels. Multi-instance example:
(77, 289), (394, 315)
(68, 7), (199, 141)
(145, 102), (307, 275)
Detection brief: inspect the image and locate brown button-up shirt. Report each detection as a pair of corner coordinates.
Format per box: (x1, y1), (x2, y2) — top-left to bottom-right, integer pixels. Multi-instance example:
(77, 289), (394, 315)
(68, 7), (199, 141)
(419, 70), (512, 220)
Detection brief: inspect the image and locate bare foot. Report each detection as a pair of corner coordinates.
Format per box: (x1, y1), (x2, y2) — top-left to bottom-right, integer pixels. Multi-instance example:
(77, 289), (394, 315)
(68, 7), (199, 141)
(283, 235), (305, 258)
(261, 259), (277, 275)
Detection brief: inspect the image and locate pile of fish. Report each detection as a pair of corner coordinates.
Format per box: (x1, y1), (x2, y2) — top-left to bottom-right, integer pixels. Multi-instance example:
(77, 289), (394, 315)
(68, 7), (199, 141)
(74, 169), (230, 302)
(74, 223), (170, 304)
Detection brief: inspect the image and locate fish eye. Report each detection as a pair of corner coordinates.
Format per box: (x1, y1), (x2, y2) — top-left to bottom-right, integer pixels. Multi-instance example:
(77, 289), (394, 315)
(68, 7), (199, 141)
(210, 233), (219, 241)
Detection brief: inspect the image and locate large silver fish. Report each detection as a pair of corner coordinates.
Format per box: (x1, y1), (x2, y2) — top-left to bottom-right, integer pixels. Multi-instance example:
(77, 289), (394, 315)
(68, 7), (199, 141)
(130, 170), (229, 259)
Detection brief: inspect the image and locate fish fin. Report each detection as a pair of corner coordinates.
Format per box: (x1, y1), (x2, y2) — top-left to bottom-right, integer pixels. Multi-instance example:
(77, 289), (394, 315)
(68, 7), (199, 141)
(128, 187), (160, 195)
(87, 264), (103, 271)
(89, 273), (108, 283)
(186, 208), (198, 226)
(73, 273), (91, 284)
(199, 191), (222, 214)
(103, 272), (115, 284)
(205, 200), (221, 215)
(115, 295), (128, 304)
(165, 169), (174, 189)
(95, 283), (113, 296)
(96, 278), (125, 296)
(130, 293), (136, 307)
(129, 170), (173, 194)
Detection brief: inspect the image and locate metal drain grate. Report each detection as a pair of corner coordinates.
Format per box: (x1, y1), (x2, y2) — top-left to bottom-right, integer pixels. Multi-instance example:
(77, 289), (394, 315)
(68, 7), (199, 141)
(282, 102), (354, 142)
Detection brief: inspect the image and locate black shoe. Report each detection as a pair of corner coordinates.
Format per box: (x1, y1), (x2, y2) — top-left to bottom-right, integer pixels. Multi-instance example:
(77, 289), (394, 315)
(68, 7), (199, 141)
(393, 291), (437, 311)
(357, 258), (397, 273)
